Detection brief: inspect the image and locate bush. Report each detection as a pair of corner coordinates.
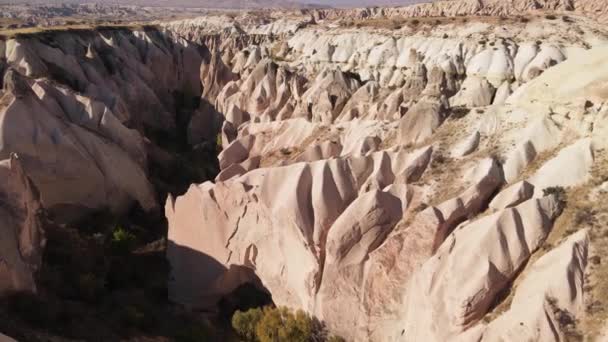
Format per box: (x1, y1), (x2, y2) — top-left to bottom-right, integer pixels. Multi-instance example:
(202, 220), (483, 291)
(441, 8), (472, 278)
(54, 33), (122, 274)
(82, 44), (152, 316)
(410, 19), (420, 26)
(451, 106), (470, 119)
(542, 186), (566, 200)
(256, 307), (312, 342)
(545, 14), (557, 20)
(110, 226), (136, 255)
(233, 307), (264, 341)
(216, 133), (223, 152)
(232, 306), (342, 342)
(543, 186), (567, 212)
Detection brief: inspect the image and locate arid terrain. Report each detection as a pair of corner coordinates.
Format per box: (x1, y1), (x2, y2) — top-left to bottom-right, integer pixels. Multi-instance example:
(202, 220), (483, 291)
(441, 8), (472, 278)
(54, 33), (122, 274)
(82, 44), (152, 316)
(1, 0), (608, 341)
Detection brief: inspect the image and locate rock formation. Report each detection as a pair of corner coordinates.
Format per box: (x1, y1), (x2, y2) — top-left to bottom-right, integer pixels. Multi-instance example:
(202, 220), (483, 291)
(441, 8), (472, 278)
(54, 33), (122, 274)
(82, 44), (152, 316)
(161, 5), (608, 341)
(0, 154), (45, 295)
(1, 0), (608, 340)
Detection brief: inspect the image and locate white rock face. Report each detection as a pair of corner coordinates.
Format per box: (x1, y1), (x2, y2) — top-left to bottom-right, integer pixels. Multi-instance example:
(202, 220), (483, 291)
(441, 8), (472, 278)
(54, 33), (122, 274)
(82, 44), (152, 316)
(399, 196), (561, 341)
(528, 138), (595, 197)
(477, 230), (589, 341)
(489, 180), (534, 210)
(450, 76), (496, 107)
(451, 130), (480, 158)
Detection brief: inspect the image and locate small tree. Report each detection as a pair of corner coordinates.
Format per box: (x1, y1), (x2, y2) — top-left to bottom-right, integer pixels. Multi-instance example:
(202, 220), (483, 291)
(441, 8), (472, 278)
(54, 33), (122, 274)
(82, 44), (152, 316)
(256, 307), (312, 342)
(232, 306), (343, 342)
(232, 307), (264, 341)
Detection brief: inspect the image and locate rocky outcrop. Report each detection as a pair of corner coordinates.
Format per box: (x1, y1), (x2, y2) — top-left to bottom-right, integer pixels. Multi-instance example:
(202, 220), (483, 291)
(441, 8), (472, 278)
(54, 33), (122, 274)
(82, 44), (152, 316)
(0, 154), (45, 295)
(399, 196), (562, 341)
(1, 3), (606, 340)
(162, 8), (608, 341)
(166, 146), (434, 310)
(308, 0), (608, 23)
(0, 28), (213, 220)
(0, 69), (157, 219)
(471, 229), (589, 341)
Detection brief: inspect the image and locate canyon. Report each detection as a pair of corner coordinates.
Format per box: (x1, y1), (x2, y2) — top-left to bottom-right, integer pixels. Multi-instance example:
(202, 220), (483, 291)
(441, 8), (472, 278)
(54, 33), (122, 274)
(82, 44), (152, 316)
(1, 0), (608, 340)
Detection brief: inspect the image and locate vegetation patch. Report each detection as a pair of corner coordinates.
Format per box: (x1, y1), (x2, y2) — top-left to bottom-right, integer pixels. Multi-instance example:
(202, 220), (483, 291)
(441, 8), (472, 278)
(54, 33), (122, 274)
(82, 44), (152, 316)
(232, 306), (344, 342)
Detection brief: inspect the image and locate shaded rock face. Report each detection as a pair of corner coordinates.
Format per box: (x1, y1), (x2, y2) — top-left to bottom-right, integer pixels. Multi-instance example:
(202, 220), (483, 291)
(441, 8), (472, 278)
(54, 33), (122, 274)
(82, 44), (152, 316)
(0, 29), (216, 221)
(0, 154), (45, 295)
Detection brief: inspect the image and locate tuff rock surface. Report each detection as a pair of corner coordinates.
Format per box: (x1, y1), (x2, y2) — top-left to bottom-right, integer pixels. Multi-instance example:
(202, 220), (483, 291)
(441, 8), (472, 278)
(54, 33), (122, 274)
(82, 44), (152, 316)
(162, 4), (608, 341)
(1, 1), (608, 340)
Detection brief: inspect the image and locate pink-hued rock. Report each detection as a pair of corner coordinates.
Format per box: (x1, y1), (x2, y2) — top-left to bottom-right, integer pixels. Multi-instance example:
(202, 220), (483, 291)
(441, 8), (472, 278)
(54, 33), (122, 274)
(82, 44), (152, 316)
(166, 147), (432, 313)
(432, 158), (504, 248)
(399, 196), (561, 341)
(399, 95), (448, 145)
(316, 189), (405, 338)
(529, 138), (595, 197)
(451, 131), (481, 158)
(0, 154), (45, 295)
(0, 333), (17, 342)
(319, 158), (502, 341)
(297, 68), (361, 123)
(0, 69), (157, 219)
(337, 81), (385, 122)
(296, 140), (343, 162)
(476, 229), (589, 342)
(489, 180), (535, 210)
(200, 49), (238, 101)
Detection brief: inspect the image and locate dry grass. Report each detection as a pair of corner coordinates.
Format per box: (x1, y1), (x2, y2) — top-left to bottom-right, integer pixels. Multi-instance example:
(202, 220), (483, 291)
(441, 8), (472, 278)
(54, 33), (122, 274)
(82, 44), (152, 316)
(0, 23), (157, 39)
(338, 14), (536, 33)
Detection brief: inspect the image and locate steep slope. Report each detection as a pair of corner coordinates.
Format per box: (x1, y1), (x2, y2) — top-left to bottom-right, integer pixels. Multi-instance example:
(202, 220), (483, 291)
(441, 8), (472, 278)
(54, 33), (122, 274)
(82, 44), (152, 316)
(0, 28), (215, 221)
(0, 154), (44, 295)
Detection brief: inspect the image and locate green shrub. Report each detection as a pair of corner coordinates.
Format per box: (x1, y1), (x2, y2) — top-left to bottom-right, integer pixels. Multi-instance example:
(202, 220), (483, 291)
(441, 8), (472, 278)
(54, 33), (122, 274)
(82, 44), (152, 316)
(233, 307), (264, 341)
(111, 226), (136, 254)
(216, 133), (223, 152)
(232, 306), (344, 342)
(256, 307), (312, 342)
